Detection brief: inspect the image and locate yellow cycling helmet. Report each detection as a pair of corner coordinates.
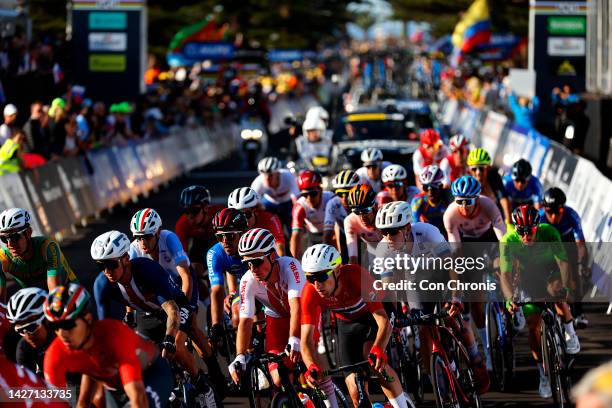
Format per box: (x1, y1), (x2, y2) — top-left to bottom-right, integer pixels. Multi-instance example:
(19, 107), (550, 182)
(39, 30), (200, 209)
(467, 148), (492, 166)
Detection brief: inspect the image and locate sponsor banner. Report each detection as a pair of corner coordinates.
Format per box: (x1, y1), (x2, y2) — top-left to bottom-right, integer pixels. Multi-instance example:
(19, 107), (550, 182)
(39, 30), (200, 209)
(498, 126), (531, 171)
(0, 173), (43, 235)
(547, 37), (586, 56)
(547, 16), (586, 35)
(56, 157), (98, 221)
(88, 11), (127, 29)
(88, 149), (123, 209)
(527, 131), (551, 176)
(88, 32), (127, 51)
(538, 142), (578, 193)
(89, 54), (126, 72)
(480, 110), (508, 163)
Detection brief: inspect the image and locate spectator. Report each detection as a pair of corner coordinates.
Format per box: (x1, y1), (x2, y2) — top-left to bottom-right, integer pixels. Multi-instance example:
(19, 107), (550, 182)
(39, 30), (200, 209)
(107, 102), (135, 143)
(90, 101), (109, 145)
(62, 115), (80, 157)
(48, 97), (67, 159)
(0, 127), (25, 174)
(22, 101), (51, 158)
(0, 104), (18, 145)
(508, 89), (540, 130)
(572, 360), (612, 408)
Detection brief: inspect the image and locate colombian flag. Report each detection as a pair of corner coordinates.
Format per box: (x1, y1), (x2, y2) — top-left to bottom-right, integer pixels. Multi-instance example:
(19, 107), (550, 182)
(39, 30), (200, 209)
(452, 0), (491, 53)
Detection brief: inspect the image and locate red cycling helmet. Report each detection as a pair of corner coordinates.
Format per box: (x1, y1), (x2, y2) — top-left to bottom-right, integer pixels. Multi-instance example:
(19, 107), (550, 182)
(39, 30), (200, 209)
(213, 208), (248, 232)
(297, 170), (322, 191)
(419, 129), (441, 147)
(511, 205), (541, 229)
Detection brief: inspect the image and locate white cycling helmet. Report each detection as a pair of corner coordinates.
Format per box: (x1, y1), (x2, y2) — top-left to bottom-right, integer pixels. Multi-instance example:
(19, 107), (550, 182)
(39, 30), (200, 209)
(91, 230), (131, 260)
(302, 115), (326, 138)
(382, 164), (408, 183)
(258, 157), (281, 174)
(228, 187), (260, 210)
(130, 208), (162, 236)
(301, 244), (342, 274)
(306, 106), (329, 123)
(238, 228), (276, 257)
(419, 165), (445, 185)
(0, 208), (31, 233)
(7, 287), (47, 324)
(375, 201), (412, 229)
(332, 170), (361, 190)
(360, 148), (383, 165)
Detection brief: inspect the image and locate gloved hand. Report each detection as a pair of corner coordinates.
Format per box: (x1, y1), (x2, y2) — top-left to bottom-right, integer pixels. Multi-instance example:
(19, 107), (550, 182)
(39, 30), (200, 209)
(161, 334), (176, 358)
(304, 362), (321, 387)
(368, 345), (388, 372)
(287, 336), (301, 363)
(229, 353), (246, 385)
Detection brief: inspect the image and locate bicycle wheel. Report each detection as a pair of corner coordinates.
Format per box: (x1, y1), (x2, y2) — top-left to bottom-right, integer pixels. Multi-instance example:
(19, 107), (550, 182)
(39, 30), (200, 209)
(248, 362), (274, 408)
(430, 352), (460, 408)
(486, 303), (506, 391)
(192, 376), (222, 408)
(449, 338), (482, 408)
(541, 318), (571, 408)
(270, 390), (301, 408)
(307, 382), (350, 408)
(401, 331), (425, 404)
(553, 323), (573, 404)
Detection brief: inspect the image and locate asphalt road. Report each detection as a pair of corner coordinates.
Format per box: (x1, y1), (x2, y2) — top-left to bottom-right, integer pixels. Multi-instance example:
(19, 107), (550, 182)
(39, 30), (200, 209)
(53, 155), (612, 407)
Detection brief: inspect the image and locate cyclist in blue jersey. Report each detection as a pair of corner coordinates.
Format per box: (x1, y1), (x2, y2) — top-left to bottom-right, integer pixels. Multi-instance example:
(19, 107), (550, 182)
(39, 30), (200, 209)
(411, 165), (453, 238)
(207, 208), (249, 341)
(540, 187), (590, 328)
(91, 230), (222, 398)
(503, 159), (543, 210)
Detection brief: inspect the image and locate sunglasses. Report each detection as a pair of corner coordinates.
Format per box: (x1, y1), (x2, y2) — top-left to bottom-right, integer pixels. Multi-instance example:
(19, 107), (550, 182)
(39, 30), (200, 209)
(380, 227), (401, 236)
(0, 229), (26, 244)
(365, 164), (379, 169)
(216, 232), (240, 242)
(185, 207), (203, 216)
(456, 197), (477, 206)
(95, 259), (121, 272)
(48, 319), (77, 331)
(134, 233), (154, 241)
(306, 270), (333, 284)
(352, 206), (373, 215)
(301, 190), (320, 198)
(335, 190), (350, 198)
(469, 165), (488, 173)
(242, 210), (255, 218)
(544, 207), (562, 215)
(242, 256), (266, 269)
(15, 318), (43, 335)
(516, 226), (537, 236)
(384, 181), (404, 189)
(513, 177), (530, 184)
(423, 182), (443, 192)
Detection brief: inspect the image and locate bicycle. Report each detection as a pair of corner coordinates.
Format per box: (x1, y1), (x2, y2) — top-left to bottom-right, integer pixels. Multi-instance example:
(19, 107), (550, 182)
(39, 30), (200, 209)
(169, 344), (221, 408)
(397, 309), (482, 408)
(484, 300), (516, 391)
(388, 317), (425, 404)
(320, 310), (340, 368)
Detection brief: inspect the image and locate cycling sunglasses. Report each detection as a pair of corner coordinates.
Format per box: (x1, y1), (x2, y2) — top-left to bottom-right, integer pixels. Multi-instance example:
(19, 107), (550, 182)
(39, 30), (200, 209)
(380, 227), (401, 236)
(455, 197), (477, 206)
(469, 165), (488, 173)
(335, 190), (350, 198)
(384, 181), (404, 189)
(185, 206), (203, 216)
(365, 164), (379, 169)
(301, 190), (319, 198)
(48, 319), (77, 332)
(0, 229), (26, 244)
(516, 225), (537, 236)
(95, 259), (121, 272)
(512, 176), (531, 184)
(306, 270), (333, 284)
(544, 206), (563, 215)
(242, 256), (266, 269)
(242, 209), (255, 218)
(134, 233), (154, 241)
(423, 182), (443, 192)
(216, 231), (240, 242)
(15, 317), (44, 335)
(352, 206), (373, 215)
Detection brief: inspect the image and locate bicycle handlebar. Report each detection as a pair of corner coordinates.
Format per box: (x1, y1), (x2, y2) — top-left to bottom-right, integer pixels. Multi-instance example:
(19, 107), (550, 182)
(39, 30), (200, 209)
(394, 309), (449, 328)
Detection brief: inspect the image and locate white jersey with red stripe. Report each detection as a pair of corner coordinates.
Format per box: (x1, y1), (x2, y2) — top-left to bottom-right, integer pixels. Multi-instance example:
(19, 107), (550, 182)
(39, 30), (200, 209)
(239, 256), (306, 319)
(291, 191), (334, 234)
(443, 195), (506, 242)
(251, 169), (300, 205)
(343, 212), (383, 259)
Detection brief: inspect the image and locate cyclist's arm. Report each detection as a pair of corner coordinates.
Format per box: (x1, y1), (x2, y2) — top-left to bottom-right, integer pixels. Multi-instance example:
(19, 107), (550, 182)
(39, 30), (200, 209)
(290, 230), (302, 259)
(267, 213), (286, 256)
(557, 259), (573, 291)
(210, 285), (225, 326)
(237, 274), (256, 355)
(207, 248), (225, 325)
(500, 197), (512, 224)
(123, 380), (148, 408)
(167, 231), (193, 301)
(300, 323), (319, 369)
(443, 211), (461, 244)
(499, 238), (516, 300)
(344, 216), (359, 264)
(290, 204), (306, 258)
(176, 260), (193, 301)
(44, 240), (64, 291)
(76, 374), (97, 408)
(371, 307), (392, 351)
(288, 297), (301, 339)
(227, 272), (239, 294)
(236, 317), (253, 356)
(160, 300), (180, 338)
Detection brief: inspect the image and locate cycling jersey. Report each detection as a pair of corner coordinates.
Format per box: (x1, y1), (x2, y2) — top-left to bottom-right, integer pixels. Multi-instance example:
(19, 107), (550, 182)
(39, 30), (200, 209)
(412, 145), (448, 176)
(323, 195), (348, 232)
(251, 169), (299, 205)
(443, 195), (506, 242)
(0, 303), (9, 350)
(538, 206), (585, 242)
(343, 213), (383, 259)
(411, 190), (454, 236)
(292, 191), (334, 234)
(0, 237), (78, 290)
(175, 204), (224, 264)
(355, 161), (392, 193)
(440, 154), (467, 184)
(238, 256), (305, 319)
(481, 167), (508, 203)
(376, 186), (421, 206)
(503, 175), (543, 208)
(253, 210), (285, 246)
(44, 319), (158, 390)
(206, 242), (248, 287)
(16, 331), (55, 376)
(300, 264), (383, 325)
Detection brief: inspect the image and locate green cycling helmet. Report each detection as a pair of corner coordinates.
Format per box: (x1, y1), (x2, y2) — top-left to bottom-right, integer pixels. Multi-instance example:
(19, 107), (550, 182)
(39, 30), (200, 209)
(467, 148), (492, 166)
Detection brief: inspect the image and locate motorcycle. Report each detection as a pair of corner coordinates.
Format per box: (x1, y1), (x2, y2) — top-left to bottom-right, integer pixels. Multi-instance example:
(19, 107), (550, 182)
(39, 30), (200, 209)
(239, 117), (268, 170)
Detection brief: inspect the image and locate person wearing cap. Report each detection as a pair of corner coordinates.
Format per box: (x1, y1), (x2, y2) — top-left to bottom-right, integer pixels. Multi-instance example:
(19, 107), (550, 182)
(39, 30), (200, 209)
(48, 98), (68, 159)
(0, 103), (18, 145)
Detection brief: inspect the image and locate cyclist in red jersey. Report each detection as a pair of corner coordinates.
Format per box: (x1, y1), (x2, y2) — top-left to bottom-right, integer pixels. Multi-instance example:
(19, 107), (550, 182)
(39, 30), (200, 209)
(412, 129), (448, 185)
(228, 187), (285, 255)
(440, 134), (469, 185)
(43, 284), (172, 408)
(300, 244), (413, 408)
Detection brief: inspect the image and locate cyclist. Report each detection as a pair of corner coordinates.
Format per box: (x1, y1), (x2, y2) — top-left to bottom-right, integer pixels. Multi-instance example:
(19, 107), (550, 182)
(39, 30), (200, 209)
(0, 208), (78, 302)
(377, 164), (420, 205)
(467, 148), (512, 224)
(355, 148), (391, 193)
(411, 165), (453, 237)
(300, 244), (414, 408)
(228, 187), (285, 255)
(251, 156), (299, 227)
(440, 133), (469, 185)
(540, 187), (590, 327)
(412, 128), (448, 182)
(7, 288), (52, 376)
(500, 205), (581, 399)
(503, 159), (543, 210)
(290, 170), (334, 259)
(229, 228), (305, 388)
(90, 230), (222, 396)
(443, 175), (506, 371)
(323, 169), (361, 247)
(43, 284), (173, 408)
(175, 185), (224, 277)
(344, 184), (383, 265)
(374, 201), (490, 394)
(207, 208), (249, 338)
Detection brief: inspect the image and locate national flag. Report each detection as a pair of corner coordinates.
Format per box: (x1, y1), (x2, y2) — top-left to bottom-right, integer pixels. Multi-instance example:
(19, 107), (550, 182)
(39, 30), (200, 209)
(452, 0), (491, 54)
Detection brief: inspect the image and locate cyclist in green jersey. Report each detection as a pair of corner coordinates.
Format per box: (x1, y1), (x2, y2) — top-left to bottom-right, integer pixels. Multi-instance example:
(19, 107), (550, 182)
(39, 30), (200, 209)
(500, 205), (580, 399)
(0, 208), (77, 302)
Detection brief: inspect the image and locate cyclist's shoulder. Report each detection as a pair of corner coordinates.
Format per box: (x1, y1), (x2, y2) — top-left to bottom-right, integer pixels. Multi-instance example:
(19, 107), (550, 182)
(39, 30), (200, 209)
(536, 223), (562, 241)
(500, 230), (521, 244)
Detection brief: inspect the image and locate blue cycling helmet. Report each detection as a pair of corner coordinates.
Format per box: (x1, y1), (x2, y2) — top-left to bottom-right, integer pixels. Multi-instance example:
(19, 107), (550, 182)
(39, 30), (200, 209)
(451, 175), (481, 198)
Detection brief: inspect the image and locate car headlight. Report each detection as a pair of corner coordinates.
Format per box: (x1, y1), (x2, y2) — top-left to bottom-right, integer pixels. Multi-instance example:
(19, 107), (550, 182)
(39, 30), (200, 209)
(241, 129), (252, 140)
(252, 129), (263, 139)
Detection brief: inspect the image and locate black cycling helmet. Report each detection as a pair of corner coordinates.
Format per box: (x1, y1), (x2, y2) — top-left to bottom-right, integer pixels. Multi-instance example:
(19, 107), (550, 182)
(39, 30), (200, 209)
(179, 185), (211, 209)
(511, 159), (532, 181)
(213, 208), (248, 232)
(543, 187), (566, 209)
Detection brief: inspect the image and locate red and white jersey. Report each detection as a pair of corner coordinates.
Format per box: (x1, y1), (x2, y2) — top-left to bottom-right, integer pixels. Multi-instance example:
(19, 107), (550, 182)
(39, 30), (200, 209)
(440, 154), (467, 185)
(443, 195), (506, 242)
(323, 195), (348, 232)
(291, 191), (334, 234)
(251, 169), (300, 205)
(343, 212), (383, 259)
(412, 145), (448, 176)
(239, 256), (306, 319)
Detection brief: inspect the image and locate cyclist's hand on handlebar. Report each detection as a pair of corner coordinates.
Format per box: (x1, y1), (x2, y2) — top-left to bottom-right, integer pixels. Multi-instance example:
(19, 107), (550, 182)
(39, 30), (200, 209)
(229, 354), (247, 385)
(287, 336), (301, 363)
(161, 334), (177, 359)
(123, 310), (137, 328)
(224, 292), (239, 313)
(445, 298), (464, 318)
(305, 363), (321, 388)
(368, 345), (388, 373)
(505, 300), (520, 314)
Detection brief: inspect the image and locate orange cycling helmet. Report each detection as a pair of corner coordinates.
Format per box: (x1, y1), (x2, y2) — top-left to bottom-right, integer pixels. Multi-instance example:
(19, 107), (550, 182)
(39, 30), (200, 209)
(347, 184), (377, 209)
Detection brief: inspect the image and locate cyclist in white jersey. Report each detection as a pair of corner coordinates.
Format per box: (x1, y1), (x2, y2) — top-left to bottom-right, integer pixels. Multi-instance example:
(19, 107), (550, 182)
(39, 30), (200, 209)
(355, 147), (391, 193)
(229, 228), (305, 388)
(323, 170), (361, 248)
(344, 184), (383, 265)
(251, 157), (300, 227)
